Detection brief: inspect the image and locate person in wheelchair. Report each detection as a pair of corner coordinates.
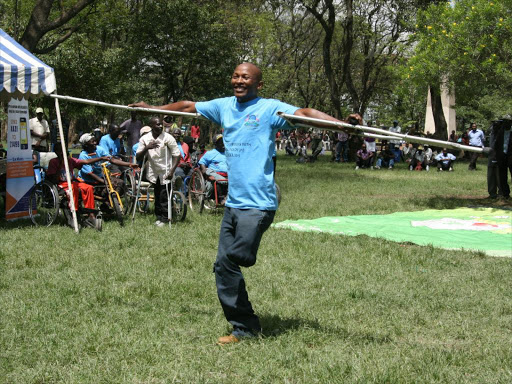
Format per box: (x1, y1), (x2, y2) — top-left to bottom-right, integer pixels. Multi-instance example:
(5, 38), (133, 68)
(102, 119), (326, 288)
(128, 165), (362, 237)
(46, 144), (109, 228)
(78, 133), (139, 200)
(171, 127), (192, 180)
(198, 134), (228, 205)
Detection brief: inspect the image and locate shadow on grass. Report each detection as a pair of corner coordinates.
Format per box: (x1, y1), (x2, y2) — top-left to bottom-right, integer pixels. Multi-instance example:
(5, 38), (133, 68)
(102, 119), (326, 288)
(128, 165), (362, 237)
(413, 195), (512, 210)
(260, 313), (393, 345)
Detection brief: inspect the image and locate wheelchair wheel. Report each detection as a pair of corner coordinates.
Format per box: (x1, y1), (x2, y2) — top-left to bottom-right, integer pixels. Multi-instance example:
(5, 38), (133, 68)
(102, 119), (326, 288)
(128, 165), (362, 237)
(111, 193), (124, 226)
(29, 180), (60, 226)
(122, 170), (136, 215)
(171, 191), (187, 222)
(188, 168), (205, 214)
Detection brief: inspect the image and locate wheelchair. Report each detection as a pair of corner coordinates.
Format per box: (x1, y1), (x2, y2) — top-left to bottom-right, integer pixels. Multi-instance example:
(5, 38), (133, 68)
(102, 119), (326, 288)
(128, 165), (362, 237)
(90, 162), (136, 226)
(133, 172), (187, 223)
(29, 174), (102, 230)
(187, 168), (228, 214)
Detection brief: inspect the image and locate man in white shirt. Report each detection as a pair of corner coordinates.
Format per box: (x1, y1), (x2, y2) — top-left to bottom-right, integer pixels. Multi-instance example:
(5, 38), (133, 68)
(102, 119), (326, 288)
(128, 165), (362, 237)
(136, 117), (180, 227)
(30, 107), (50, 152)
(435, 148), (456, 172)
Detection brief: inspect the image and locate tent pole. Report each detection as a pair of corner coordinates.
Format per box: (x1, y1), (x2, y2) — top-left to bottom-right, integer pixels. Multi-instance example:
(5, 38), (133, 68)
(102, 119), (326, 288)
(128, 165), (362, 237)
(54, 90), (79, 233)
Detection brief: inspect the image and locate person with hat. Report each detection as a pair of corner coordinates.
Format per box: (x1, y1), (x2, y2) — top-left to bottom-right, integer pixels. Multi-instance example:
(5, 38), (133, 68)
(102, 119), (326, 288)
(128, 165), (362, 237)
(136, 117), (181, 227)
(30, 107), (50, 152)
(130, 62), (362, 345)
(78, 133), (138, 192)
(132, 126), (153, 164)
(198, 134), (228, 204)
(410, 145), (429, 171)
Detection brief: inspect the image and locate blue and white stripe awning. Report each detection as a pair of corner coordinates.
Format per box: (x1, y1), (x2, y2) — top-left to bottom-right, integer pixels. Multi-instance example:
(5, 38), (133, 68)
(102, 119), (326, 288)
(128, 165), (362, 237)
(0, 28), (56, 100)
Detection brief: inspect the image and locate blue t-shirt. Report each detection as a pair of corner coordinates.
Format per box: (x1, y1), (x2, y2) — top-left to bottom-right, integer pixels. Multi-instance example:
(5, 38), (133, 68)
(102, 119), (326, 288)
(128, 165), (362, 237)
(132, 143), (139, 158)
(196, 96), (299, 210)
(198, 148), (228, 173)
(78, 146), (109, 183)
(99, 134), (121, 156)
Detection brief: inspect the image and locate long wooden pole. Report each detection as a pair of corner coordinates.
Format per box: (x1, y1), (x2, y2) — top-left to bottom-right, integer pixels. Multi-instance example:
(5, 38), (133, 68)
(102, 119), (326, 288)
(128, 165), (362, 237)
(278, 112), (490, 154)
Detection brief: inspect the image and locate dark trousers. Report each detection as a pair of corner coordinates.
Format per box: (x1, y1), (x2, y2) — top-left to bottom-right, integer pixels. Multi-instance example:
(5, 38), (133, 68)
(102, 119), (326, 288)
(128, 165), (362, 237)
(153, 179), (170, 222)
(356, 157), (372, 168)
(214, 207), (275, 333)
(487, 157), (510, 198)
(437, 160), (453, 171)
(469, 150), (480, 170)
(336, 140), (349, 162)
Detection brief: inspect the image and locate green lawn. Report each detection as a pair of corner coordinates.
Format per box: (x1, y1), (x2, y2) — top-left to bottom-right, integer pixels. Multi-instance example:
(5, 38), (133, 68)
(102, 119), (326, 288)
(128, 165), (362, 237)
(1, 154), (511, 383)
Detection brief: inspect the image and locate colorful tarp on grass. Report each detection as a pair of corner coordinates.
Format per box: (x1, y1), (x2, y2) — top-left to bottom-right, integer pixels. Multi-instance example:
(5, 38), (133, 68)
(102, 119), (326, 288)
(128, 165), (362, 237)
(274, 208), (512, 258)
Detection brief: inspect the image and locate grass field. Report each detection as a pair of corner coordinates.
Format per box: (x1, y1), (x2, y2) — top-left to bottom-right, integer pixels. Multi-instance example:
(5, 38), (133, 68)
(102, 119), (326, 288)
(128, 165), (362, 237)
(1, 153), (511, 383)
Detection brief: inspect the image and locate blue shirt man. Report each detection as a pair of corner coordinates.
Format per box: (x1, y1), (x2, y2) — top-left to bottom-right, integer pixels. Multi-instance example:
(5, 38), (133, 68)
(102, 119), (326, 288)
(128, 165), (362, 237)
(130, 62), (361, 345)
(198, 139), (228, 174)
(468, 123), (485, 170)
(98, 124), (122, 156)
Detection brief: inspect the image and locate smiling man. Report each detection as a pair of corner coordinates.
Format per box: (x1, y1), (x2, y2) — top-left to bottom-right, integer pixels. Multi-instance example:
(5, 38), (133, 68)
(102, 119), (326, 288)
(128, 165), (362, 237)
(130, 62), (360, 344)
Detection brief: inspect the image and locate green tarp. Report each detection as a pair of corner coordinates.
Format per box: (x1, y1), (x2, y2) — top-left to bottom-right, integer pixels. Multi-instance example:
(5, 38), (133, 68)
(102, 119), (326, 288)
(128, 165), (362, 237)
(274, 208), (512, 257)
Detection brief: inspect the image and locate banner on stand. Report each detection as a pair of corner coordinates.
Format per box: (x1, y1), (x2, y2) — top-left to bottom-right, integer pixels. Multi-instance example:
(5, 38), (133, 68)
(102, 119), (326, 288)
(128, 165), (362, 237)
(6, 98), (34, 220)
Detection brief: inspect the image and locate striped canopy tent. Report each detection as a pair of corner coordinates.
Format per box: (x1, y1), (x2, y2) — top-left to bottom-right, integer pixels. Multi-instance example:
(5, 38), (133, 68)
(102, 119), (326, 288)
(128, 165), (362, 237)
(0, 28), (56, 100)
(0, 28), (78, 232)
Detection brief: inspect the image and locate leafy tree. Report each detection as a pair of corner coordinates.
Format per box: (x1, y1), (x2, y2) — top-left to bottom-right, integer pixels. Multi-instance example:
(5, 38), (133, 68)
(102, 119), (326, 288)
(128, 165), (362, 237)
(407, 0), (512, 132)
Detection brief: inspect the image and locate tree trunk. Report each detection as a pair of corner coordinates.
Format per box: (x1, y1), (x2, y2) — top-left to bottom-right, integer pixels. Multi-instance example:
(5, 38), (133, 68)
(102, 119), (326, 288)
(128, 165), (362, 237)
(20, 0), (97, 53)
(429, 85), (448, 140)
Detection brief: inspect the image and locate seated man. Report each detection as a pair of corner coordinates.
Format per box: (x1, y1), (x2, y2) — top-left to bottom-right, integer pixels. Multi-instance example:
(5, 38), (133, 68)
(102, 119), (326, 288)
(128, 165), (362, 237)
(409, 145), (429, 171)
(375, 144), (395, 169)
(355, 143), (374, 169)
(171, 128), (192, 179)
(198, 134), (228, 204)
(46, 144), (109, 228)
(435, 148), (456, 172)
(78, 133), (138, 198)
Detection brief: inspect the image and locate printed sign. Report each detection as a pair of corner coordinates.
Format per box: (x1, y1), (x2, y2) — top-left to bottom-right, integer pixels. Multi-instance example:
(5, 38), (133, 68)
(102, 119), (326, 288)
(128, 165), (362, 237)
(6, 98), (35, 220)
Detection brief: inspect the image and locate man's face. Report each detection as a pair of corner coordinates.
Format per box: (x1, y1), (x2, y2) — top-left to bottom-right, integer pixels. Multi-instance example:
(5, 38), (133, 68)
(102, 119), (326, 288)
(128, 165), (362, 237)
(231, 63), (263, 103)
(215, 138), (225, 152)
(362, 144), (367, 151)
(172, 129), (181, 141)
(443, 148), (448, 155)
(85, 138), (97, 152)
(37, 113), (43, 121)
(471, 124), (477, 131)
(151, 118), (163, 136)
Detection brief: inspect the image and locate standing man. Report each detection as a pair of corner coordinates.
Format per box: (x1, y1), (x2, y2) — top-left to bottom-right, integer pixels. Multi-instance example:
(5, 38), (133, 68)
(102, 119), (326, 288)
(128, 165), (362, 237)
(335, 131), (349, 163)
(468, 123), (485, 170)
(121, 112), (143, 156)
(130, 62), (360, 344)
(30, 107), (50, 152)
(487, 119), (511, 199)
(136, 117), (180, 227)
(190, 121), (201, 144)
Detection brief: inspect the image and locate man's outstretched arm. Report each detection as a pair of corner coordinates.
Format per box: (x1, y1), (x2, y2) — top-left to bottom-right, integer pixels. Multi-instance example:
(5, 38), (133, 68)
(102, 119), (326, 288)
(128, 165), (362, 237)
(294, 108), (362, 132)
(129, 101), (197, 114)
